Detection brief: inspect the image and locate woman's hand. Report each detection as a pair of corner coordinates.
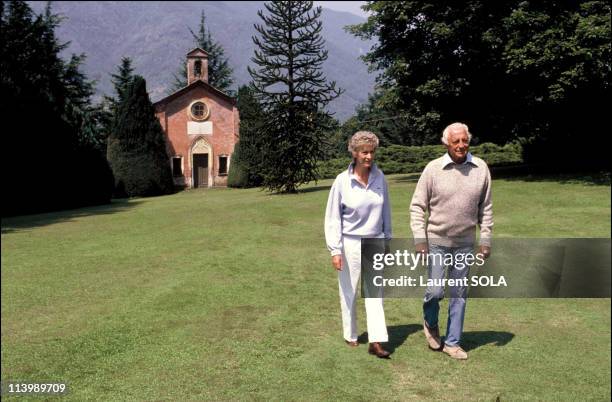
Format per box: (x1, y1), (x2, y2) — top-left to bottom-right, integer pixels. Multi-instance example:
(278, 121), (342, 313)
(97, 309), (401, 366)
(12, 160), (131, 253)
(415, 242), (429, 255)
(332, 255), (343, 271)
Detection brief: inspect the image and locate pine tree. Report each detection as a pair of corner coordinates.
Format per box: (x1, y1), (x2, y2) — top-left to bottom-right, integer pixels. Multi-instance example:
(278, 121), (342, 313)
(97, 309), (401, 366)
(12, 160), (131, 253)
(104, 56), (135, 113)
(1, 1), (113, 215)
(170, 11), (234, 92)
(107, 76), (174, 197)
(248, 1), (343, 193)
(99, 57), (136, 149)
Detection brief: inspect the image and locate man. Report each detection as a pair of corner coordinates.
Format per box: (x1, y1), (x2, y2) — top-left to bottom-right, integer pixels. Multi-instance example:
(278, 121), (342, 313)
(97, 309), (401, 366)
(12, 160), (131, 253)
(410, 122), (493, 360)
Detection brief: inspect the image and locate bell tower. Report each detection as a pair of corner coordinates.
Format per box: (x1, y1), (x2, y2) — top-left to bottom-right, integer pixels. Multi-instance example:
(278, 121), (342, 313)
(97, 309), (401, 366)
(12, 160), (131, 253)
(186, 48), (209, 85)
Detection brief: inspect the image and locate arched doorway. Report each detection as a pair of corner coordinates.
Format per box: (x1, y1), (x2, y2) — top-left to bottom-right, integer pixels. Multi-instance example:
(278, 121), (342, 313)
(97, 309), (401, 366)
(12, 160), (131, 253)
(190, 138), (212, 188)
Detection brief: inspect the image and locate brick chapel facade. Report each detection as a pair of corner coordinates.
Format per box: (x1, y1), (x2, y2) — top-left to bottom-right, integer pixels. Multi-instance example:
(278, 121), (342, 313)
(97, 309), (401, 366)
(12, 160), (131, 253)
(154, 48), (239, 188)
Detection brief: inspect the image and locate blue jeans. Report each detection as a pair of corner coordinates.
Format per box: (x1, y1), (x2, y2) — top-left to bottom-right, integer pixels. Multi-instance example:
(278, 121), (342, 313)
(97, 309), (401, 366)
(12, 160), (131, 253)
(423, 244), (473, 347)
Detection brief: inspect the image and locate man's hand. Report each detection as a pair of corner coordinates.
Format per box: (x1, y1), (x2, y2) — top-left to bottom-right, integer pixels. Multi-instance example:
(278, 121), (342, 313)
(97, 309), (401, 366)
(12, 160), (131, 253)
(477, 245), (491, 260)
(332, 255), (343, 271)
(415, 242), (429, 255)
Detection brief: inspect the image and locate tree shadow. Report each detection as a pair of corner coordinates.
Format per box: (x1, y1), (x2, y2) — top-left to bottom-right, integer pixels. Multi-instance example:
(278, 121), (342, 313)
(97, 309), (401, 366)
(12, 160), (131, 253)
(459, 330), (515, 352)
(358, 324), (422, 354)
(1, 199), (142, 234)
(297, 185), (332, 194)
(261, 185), (332, 195)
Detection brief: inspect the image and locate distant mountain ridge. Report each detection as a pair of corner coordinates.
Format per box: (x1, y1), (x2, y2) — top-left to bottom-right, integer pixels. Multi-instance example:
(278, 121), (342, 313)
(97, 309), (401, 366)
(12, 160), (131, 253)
(29, 1), (376, 121)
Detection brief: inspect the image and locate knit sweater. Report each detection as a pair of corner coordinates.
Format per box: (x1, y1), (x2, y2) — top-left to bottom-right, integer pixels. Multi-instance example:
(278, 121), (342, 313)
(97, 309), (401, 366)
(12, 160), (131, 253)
(410, 153), (493, 246)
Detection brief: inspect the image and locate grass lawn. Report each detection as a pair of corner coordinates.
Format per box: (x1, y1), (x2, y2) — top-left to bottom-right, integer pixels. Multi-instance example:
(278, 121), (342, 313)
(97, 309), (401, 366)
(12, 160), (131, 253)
(2, 173), (610, 401)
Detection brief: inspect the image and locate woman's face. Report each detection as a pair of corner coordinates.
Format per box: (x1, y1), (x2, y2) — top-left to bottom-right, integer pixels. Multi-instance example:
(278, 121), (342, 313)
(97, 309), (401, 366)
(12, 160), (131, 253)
(352, 144), (376, 169)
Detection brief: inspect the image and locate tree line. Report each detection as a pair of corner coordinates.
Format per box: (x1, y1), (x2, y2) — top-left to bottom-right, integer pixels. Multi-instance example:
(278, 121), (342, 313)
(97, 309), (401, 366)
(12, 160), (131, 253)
(2, 1), (609, 216)
(231, 0), (610, 190)
(0, 1), (236, 215)
(1, 1), (113, 216)
(341, 1), (610, 169)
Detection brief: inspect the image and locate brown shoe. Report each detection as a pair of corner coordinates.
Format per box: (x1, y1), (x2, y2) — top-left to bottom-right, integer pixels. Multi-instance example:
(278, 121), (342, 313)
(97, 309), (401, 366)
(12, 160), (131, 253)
(345, 340), (359, 347)
(368, 342), (390, 358)
(442, 344), (468, 360)
(423, 320), (442, 350)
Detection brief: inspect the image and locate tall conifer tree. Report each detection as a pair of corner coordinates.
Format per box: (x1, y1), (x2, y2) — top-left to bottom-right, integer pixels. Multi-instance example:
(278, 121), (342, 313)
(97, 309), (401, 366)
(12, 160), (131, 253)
(1, 1), (113, 215)
(228, 85), (264, 187)
(248, 1), (343, 193)
(99, 57), (136, 148)
(105, 57), (135, 110)
(107, 76), (174, 197)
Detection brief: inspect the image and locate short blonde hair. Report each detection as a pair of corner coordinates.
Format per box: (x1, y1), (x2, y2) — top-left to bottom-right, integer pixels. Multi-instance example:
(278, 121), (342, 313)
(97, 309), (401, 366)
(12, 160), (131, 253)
(442, 122), (472, 145)
(348, 131), (379, 153)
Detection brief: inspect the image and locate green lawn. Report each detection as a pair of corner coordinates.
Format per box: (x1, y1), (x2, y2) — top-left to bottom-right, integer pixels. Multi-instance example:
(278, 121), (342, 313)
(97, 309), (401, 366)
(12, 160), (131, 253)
(2, 173), (610, 401)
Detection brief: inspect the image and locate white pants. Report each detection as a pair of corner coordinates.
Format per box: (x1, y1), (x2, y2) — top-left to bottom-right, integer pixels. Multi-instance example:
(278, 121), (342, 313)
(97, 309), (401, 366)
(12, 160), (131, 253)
(338, 235), (388, 343)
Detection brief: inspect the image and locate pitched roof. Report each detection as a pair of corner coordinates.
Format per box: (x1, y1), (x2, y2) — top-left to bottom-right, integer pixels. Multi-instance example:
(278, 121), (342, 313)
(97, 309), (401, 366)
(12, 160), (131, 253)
(187, 47), (209, 57)
(154, 79), (236, 107)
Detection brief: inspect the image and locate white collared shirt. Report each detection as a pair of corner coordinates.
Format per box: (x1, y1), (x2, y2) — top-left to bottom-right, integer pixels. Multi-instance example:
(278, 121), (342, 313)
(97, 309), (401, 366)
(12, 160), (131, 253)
(324, 163), (392, 256)
(441, 152), (476, 168)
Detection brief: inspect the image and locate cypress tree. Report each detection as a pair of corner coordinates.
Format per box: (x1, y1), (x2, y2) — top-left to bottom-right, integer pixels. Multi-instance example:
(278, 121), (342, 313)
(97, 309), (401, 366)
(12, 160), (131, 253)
(248, 1), (343, 193)
(107, 76), (174, 197)
(226, 142), (250, 188)
(228, 85), (264, 187)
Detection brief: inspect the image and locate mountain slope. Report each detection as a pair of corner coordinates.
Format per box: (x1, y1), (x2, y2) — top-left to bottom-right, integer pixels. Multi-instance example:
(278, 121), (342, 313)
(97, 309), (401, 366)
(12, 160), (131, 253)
(29, 1), (376, 121)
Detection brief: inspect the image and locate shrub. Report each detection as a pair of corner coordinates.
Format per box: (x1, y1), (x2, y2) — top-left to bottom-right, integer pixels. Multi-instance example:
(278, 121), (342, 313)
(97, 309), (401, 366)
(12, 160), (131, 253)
(227, 142), (251, 188)
(317, 142), (523, 179)
(107, 76), (174, 197)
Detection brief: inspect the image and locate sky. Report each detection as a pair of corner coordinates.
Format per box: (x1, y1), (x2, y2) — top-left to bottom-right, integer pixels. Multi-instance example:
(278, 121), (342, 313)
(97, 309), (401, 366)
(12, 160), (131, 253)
(313, 1), (369, 18)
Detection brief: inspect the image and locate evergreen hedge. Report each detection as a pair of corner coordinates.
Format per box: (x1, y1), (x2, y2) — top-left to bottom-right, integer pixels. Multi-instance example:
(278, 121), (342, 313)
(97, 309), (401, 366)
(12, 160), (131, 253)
(107, 76), (174, 197)
(227, 142), (251, 188)
(317, 142), (523, 179)
(227, 86), (264, 188)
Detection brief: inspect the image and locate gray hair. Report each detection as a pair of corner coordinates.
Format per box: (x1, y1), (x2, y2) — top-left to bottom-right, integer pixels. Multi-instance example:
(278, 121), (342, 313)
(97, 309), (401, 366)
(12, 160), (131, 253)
(348, 131), (379, 153)
(441, 123), (472, 145)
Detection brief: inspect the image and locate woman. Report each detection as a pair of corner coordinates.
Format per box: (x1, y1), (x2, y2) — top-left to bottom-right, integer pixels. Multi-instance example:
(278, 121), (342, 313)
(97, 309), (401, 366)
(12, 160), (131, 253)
(324, 131), (391, 358)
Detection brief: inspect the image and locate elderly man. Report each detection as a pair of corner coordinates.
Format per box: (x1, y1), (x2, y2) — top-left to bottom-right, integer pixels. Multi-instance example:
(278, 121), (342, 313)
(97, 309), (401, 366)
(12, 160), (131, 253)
(410, 122), (493, 360)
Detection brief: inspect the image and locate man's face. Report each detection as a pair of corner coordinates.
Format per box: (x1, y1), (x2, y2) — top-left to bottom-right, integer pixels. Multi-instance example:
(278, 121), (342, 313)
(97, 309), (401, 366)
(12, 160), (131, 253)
(446, 128), (470, 162)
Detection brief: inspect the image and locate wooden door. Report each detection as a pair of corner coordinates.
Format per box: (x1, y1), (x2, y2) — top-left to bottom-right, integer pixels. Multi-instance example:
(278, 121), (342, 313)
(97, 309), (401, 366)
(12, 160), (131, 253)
(193, 154), (208, 188)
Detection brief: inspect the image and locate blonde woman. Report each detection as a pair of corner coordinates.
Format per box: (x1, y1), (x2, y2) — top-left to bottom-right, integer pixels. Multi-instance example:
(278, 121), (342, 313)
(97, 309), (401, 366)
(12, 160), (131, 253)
(324, 131), (391, 358)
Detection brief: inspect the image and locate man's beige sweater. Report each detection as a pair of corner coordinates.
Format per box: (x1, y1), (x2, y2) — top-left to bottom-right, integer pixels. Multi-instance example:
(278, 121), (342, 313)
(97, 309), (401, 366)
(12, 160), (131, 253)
(410, 153), (493, 246)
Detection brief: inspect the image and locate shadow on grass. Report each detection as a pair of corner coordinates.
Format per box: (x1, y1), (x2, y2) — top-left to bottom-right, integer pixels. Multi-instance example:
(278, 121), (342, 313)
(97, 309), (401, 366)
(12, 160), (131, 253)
(1, 199), (142, 234)
(460, 330), (515, 352)
(358, 324), (422, 353)
(298, 185), (332, 194)
(260, 185), (332, 195)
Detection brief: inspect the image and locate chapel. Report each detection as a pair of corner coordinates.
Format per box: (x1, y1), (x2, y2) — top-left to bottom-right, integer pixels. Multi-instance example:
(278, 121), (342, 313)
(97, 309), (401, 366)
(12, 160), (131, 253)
(154, 48), (239, 188)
